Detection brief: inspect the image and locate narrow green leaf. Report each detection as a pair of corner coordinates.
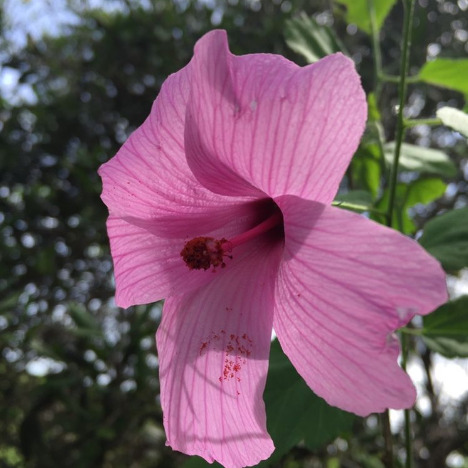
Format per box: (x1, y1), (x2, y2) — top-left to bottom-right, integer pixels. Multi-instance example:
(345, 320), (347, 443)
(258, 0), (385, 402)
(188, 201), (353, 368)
(419, 59), (468, 96)
(422, 296), (468, 358)
(335, 0), (397, 34)
(419, 207), (468, 272)
(436, 106), (468, 138)
(285, 12), (346, 63)
(384, 142), (456, 177)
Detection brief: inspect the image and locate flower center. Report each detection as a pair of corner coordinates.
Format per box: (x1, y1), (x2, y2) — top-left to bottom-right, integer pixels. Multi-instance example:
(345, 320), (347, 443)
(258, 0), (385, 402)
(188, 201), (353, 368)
(180, 210), (283, 271)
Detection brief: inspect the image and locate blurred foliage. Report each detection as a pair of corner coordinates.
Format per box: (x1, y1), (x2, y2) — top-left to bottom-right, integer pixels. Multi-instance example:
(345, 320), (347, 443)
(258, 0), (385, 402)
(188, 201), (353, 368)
(0, 0), (467, 467)
(422, 295), (468, 357)
(419, 206), (468, 271)
(335, 0), (397, 33)
(284, 12), (347, 62)
(437, 105), (468, 137)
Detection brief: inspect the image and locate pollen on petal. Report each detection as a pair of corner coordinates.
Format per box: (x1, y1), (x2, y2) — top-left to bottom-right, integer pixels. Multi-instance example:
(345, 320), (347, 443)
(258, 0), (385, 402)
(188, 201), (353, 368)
(198, 329), (254, 394)
(180, 236), (231, 270)
(219, 333), (253, 387)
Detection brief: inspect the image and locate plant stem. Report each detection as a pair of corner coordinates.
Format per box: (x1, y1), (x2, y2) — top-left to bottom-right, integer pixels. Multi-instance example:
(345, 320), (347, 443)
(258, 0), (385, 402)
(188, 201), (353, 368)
(404, 118), (442, 127)
(399, 327), (423, 336)
(382, 410), (394, 468)
(401, 333), (413, 468)
(380, 74), (420, 84)
(331, 200), (387, 216)
(367, 0), (383, 98)
(387, 0), (416, 228)
(386, 1), (416, 467)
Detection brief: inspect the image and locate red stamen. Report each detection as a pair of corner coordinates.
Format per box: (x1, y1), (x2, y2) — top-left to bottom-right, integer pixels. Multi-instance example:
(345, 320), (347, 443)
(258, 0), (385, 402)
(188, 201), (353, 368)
(180, 210), (282, 270)
(226, 211), (283, 250)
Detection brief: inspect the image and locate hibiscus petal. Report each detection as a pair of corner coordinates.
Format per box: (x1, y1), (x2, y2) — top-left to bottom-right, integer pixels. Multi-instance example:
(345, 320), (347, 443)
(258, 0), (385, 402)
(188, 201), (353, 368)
(108, 199), (272, 308)
(99, 63), (249, 221)
(185, 30), (366, 202)
(156, 238), (283, 468)
(273, 196), (447, 416)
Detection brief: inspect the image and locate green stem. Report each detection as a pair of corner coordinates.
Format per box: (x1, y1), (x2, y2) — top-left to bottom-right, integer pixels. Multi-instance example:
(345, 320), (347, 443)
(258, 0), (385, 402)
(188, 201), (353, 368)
(368, 4), (392, 463)
(331, 200), (387, 216)
(387, 2), (416, 467)
(399, 327), (423, 336)
(404, 118), (442, 127)
(380, 73), (420, 84)
(366, 0), (389, 225)
(387, 0), (416, 228)
(368, 0), (383, 98)
(382, 410), (394, 468)
(401, 333), (413, 468)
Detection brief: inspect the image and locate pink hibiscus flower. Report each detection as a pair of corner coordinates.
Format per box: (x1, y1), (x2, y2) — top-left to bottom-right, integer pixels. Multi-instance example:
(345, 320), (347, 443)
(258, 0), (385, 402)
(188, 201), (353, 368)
(99, 30), (447, 468)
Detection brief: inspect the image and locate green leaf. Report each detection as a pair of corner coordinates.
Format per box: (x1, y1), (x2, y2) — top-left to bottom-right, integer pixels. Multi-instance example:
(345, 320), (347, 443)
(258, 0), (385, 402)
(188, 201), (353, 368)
(376, 178), (446, 234)
(419, 207), (468, 272)
(284, 12), (346, 63)
(419, 59), (468, 96)
(335, 0), (397, 34)
(436, 106), (468, 138)
(384, 142), (456, 177)
(258, 340), (354, 465)
(334, 190), (374, 212)
(422, 296), (468, 358)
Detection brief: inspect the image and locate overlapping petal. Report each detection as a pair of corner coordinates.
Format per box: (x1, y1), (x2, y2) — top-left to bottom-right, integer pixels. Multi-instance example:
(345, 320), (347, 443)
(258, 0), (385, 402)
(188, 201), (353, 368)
(185, 30), (367, 203)
(273, 196), (447, 416)
(99, 63), (252, 221)
(157, 237), (283, 468)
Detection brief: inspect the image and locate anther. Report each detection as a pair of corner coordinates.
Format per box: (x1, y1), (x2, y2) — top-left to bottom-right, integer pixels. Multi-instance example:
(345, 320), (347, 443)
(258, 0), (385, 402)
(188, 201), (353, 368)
(180, 237), (231, 271)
